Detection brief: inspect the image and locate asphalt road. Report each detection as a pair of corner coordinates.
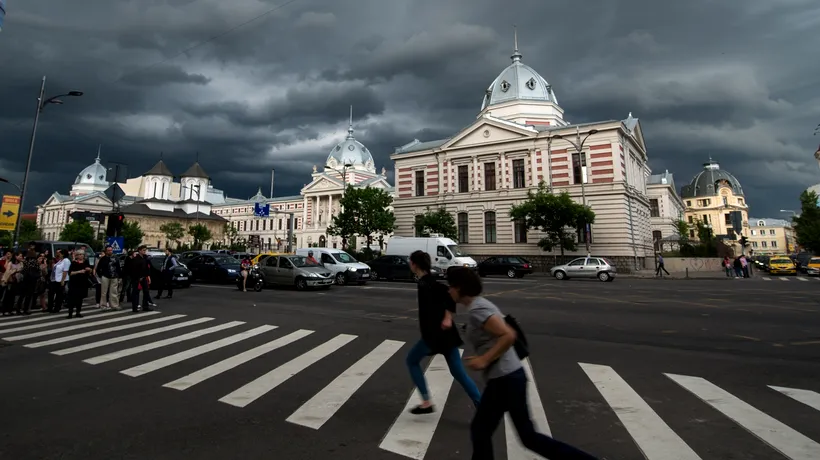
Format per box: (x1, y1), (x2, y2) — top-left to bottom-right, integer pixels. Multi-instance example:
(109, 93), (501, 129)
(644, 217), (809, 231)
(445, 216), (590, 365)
(1, 276), (818, 460)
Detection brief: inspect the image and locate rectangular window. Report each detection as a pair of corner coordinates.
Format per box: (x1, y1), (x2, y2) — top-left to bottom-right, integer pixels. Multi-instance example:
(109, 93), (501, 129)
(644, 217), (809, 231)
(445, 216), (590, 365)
(649, 199), (660, 218)
(769, 229), (775, 235)
(761, 241), (768, 248)
(722, 196), (728, 206)
(415, 171), (425, 197)
(457, 213), (469, 243)
(484, 163), (496, 191)
(725, 213), (732, 225)
(458, 165), (469, 193)
(514, 219), (527, 243)
(771, 241), (777, 248)
(576, 223), (592, 245)
(572, 153), (583, 184)
(751, 229), (757, 236)
(686, 200), (692, 207)
(688, 215), (694, 224)
(484, 212), (496, 243)
(512, 159), (526, 188)
(752, 241), (758, 248)
(689, 229), (695, 238)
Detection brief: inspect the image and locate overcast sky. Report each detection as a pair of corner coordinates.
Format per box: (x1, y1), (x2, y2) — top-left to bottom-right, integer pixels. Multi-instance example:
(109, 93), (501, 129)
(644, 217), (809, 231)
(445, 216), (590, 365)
(1, 0), (819, 218)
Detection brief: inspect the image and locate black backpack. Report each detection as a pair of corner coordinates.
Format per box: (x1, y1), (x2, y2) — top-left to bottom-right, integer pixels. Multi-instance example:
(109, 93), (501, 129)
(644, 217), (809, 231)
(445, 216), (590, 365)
(504, 315), (529, 360)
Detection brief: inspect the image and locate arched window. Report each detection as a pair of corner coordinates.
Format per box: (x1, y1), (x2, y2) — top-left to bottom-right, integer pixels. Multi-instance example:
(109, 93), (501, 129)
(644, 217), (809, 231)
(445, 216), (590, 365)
(484, 211), (497, 243)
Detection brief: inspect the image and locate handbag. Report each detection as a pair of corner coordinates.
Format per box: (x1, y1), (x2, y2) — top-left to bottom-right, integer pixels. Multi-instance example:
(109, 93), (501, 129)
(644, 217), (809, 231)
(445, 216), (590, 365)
(504, 315), (530, 360)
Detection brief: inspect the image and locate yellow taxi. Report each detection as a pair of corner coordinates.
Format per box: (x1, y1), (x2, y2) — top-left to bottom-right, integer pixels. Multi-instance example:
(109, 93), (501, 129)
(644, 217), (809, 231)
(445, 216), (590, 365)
(768, 256), (797, 275)
(251, 252), (283, 265)
(805, 256), (820, 276)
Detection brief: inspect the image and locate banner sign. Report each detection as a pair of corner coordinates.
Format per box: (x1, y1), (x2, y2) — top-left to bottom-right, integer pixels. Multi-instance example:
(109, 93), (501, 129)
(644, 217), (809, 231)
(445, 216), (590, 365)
(0, 195), (21, 231)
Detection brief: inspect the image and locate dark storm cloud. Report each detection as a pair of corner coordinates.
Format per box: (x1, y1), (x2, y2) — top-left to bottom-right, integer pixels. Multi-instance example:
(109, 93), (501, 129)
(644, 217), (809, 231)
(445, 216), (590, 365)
(1, 0), (819, 218)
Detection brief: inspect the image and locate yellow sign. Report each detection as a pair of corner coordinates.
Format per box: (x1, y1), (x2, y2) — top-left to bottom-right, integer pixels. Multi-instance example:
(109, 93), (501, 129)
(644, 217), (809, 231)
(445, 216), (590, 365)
(0, 195), (21, 231)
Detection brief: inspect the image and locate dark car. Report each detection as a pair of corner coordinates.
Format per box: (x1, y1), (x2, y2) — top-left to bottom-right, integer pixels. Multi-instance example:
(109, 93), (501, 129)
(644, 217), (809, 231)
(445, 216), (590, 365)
(186, 254), (242, 283)
(477, 256), (534, 278)
(179, 250), (216, 263)
(147, 256), (193, 288)
(367, 255), (444, 281)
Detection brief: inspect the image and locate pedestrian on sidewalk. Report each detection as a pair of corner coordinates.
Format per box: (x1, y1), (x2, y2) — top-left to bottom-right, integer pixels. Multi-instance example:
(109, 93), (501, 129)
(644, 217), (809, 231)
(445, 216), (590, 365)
(655, 254), (670, 277)
(1, 252), (22, 315)
(157, 248), (178, 299)
(447, 267), (599, 460)
(15, 249), (40, 315)
(733, 257), (743, 278)
(404, 250), (481, 414)
(130, 246), (155, 312)
(723, 256), (732, 277)
(66, 251), (92, 318)
(47, 250), (69, 313)
(97, 246), (122, 310)
(740, 254), (750, 278)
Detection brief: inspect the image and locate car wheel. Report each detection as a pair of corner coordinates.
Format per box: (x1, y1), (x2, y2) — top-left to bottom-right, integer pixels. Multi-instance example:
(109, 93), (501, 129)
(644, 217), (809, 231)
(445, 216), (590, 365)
(371, 269), (378, 280)
(554, 270), (566, 280)
(335, 273), (346, 286)
(295, 277), (308, 291)
(507, 269), (517, 278)
(253, 280), (264, 292)
(598, 272), (611, 282)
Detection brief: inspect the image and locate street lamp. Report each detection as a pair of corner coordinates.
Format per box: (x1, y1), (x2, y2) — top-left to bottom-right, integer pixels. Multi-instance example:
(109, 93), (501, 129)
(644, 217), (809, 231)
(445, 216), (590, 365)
(12, 76), (83, 250)
(552, 127), (599, 255)
(180, 183), (202, 225)
(780, 209), (798, 217)
(0, 177), (22, 194)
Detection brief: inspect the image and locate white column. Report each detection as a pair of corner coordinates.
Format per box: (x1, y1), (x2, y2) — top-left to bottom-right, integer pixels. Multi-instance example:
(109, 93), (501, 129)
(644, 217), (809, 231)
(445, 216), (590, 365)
(313, 197), (318, 229)
(302, 196), (308, 231)
(472, 157), (479, 192)
(529, 149), (537, 186)
(500, 153), (507, 188)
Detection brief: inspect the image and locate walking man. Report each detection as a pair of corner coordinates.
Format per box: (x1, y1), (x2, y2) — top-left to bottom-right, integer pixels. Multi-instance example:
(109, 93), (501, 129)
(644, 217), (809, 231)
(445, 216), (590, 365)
(48, 250), (70, 313)
(404, 250), (481, 414)
(655, 253), (670, 277)
(97, 246), (122, 310)
(157, 248), (178, 299)
(130, 246), (155, 312)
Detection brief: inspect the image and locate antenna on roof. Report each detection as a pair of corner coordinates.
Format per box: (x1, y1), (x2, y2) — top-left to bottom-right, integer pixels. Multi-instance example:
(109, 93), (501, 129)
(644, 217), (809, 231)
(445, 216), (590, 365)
(96, 144), (101, 161)
(511, 25), (522, 62)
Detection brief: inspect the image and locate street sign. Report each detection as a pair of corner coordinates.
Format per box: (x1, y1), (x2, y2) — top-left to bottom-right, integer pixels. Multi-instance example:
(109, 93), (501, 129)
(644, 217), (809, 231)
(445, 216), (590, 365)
(70, 211), (104, 222)
(105, 236), (125, 254)
(0, 195), (20, 231)
(254, 203), (270, 217)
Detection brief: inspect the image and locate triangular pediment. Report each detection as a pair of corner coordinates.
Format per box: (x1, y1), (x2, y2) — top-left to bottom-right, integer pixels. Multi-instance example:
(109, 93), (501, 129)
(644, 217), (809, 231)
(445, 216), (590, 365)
(631, 120), (647, 153)
(301, 175), (344, 193)
(355, 177), (392, 190)
(43, 193), (64, 207)
(74, 192), (113, 206)
(442, 118), (536, 150)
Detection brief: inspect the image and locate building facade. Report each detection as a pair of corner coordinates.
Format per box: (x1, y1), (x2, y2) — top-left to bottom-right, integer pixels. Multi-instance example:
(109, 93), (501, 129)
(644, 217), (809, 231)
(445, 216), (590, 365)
(680, 159), (749, 253)
(747, 218), (794, 254)
(647, 170), (685, 250)
(389, 35), (654, 270)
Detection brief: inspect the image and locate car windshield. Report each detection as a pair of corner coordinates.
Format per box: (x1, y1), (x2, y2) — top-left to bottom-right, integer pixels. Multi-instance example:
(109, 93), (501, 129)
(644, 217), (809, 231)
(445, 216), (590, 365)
(810, 258), (820, 264)
(447, 245), (465, 257)
(213, 256), (236, 265)
(333, 252), (357, 263)
(770, 258), (791, 264)
(289, 256), (320, 268)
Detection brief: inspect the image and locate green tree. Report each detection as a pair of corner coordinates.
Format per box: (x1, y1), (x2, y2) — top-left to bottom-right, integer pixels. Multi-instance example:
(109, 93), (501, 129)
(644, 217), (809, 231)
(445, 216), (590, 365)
(414, 207), (458, 240)
(0, 220), (42, 247)
(188, 223), (212, 250)
(159, 222), (185, 248)
(793, 190), (820, 253)
(59, 220), (95, 245)
(328, 185), (395, 249)
(224, 222), (239, 246)
(121, 220), (144, 250)
(509, 182), (595, 256)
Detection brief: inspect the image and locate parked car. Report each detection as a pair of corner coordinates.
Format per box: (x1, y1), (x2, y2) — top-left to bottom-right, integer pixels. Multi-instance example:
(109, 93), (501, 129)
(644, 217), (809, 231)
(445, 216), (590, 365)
(768, 256), (796, 275)
(295, 248), (371, 285)
(179, 250), (216, 263)
(186, 253), (242, 283)
(147, 256), (193, 288)
(385, 236), (477, 275)
(804, 256), (820, 276)
(551, 256), (616, 282)
(477, 256), (534, 278)
(259, 255), (333, 290)
(366, 255), (443, 281)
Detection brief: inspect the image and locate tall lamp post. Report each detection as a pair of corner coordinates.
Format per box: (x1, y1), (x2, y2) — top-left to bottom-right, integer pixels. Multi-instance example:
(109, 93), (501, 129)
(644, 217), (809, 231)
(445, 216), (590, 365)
(13, 76), (83, 250)
(552, 127), (599, 255)
(324, 162), (353, 248)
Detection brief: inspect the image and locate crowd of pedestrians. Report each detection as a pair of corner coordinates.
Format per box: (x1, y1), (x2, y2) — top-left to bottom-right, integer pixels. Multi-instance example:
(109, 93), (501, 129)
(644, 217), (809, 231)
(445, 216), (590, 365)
(0, 243), (179, 318)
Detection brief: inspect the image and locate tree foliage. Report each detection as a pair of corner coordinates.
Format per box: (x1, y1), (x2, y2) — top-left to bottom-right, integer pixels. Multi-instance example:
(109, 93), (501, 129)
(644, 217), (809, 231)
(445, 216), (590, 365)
(793, 190), (820, 254)
(0, 220), (42, 248)
(188, 223), (212, 250)
(328, 186), (395, 249)
(59, 220), (95, 245)
(121, 220), (144, 250)
(160, 222), (185, 246)
(509, 182), (595, 256)
(414, 207), (458, 240)
(224, 222), (239, 245)
(673, 219), (689, 244)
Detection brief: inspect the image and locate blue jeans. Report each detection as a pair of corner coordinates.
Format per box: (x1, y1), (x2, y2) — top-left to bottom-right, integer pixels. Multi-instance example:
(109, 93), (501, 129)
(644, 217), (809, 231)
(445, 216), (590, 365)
(405, 339), (481, 406)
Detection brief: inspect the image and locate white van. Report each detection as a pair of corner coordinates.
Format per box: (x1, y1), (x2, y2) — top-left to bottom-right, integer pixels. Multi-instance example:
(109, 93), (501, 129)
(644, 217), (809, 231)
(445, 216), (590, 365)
(385, 236), (477, 275)
(294, 248), (371, 286)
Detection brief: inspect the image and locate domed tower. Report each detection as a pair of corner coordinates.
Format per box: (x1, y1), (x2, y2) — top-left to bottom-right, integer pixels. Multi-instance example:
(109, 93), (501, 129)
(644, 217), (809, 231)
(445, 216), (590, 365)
(142, 157), (174, 200)
(478, 28), (566, 127)
(180, 162), (210, 202)
(324, 106), (376, 177)
(70, 147), (110, 196)
(681, 158), (748, 238)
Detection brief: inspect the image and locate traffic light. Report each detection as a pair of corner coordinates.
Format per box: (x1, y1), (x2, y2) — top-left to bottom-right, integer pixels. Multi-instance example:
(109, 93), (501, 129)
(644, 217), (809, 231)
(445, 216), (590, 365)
(106, 213), (124, 236)
(739, 235), (748, 247)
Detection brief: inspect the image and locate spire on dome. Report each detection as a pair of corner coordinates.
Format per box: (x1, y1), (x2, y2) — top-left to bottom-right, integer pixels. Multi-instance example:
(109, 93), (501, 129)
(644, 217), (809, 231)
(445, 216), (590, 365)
(95, 144), (101, 162)
(346, 105), (355, 139)
(511, 25), (522, 62)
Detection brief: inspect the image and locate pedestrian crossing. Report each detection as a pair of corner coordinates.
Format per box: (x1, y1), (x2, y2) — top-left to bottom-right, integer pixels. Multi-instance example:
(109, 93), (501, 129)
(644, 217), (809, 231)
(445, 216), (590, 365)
(1, 310), (819, 460)
(760, 276), (816, 281)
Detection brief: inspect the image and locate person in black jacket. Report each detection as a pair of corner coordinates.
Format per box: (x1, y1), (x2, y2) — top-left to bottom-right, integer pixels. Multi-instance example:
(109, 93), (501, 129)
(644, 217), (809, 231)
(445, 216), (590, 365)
(404, 250), (481, 414)
(130, 246), (155, 312)
(97, 246), (122, 310)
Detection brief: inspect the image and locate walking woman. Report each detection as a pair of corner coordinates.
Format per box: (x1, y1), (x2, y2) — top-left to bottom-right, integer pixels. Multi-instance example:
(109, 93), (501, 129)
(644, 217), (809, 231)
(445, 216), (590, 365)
(405, 250), (481, 414)
(447, 267), (599, 460)
(1, 252), (23, 315)
(66, 251), (93, 318)
(239, 255), (252, 292)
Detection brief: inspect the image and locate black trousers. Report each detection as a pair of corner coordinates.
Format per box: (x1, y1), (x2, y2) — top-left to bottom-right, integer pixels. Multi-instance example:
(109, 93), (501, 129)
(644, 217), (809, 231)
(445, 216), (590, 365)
(470, 368), (598, 460)
(131, 278), (152, 311)
(48, 281), (65, 312)
(67, 292), (84, 316)
(157, 272), (173, 298)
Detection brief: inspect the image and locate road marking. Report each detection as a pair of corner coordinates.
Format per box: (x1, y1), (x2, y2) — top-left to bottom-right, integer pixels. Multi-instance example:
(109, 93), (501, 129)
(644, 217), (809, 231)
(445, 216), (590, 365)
(219, 334), (357, 408)
(53, 317), (214, 355)
(797, 277), (809, 281)
(730, 335), (761, 342)
(121, 325), (278, 377)
(0, 309), (108, 326)
(164, 329), (314, 391)
(26, 314), (186, 348)
(791, 340), (820, 346)
(780, 278), (790, 282)
(506, 358), (552, 459)
(84, 321), (245, 365)
(762, 277), (772, 281)
(769, 386), (820, 412)
(3, 312), (154, 341)
(379, 352), (460, 460)
(0, 311), (126, 334)
(667, 373), (820, 460)
(581, 364), (702, 460)
(287, 339), (405, 429)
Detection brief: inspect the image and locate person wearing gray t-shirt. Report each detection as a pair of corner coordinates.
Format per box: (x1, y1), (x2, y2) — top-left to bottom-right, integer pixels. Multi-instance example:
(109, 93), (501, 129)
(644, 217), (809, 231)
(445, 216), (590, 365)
(448, 267), (599, 460)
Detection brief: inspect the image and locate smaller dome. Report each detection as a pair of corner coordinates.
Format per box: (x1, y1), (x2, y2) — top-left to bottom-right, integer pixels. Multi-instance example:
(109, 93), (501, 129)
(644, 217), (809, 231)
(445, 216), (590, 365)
(681, 159), (744, 199)
(74, 156), (109, 186)
(325, 106), (374, 170)
(481, 30), (557, 111)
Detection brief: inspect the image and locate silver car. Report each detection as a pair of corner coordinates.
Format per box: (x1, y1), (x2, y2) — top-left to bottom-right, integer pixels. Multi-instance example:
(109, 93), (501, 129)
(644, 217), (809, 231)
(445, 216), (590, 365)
(550, 256), (616, 282)
(259, 255), (334, 290)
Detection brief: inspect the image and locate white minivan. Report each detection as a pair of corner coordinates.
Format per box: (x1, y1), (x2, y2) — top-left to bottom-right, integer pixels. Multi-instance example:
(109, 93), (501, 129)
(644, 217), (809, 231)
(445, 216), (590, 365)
(385, 236), (477, 276)
(295, 248), (371, 286)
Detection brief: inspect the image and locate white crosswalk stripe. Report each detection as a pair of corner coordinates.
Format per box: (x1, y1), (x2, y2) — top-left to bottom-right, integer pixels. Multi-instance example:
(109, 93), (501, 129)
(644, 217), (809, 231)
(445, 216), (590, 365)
(762, 277), (772, 281)
(0, 309), (108, 326)
(780, 277), (790, 281)
(3, 310), (820, 460)
(797, 277), (809, 281)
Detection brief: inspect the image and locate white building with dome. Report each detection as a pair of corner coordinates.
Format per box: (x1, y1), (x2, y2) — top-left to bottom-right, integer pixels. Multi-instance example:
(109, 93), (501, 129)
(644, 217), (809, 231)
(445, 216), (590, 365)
(390, 30), (655, 271)
(210, 107), (394, 251)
